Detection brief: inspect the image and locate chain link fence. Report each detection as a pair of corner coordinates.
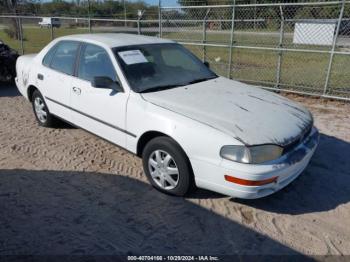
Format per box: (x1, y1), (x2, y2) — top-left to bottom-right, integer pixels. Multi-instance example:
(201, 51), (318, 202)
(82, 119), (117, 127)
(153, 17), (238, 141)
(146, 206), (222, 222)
(0, 0), (349, 100)
(161, 1), (350, 100)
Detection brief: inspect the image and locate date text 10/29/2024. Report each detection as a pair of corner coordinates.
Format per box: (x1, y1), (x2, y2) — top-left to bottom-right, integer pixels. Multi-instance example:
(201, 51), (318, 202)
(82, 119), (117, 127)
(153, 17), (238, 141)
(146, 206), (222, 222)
(127, 256), (220, 261)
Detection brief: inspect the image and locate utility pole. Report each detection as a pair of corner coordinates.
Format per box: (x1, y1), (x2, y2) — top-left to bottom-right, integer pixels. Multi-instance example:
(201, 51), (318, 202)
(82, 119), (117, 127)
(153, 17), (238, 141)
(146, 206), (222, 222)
(158, 0), (162, 37)
(88, 0), (91, 32)
(88, 0), (91, 17)
(124, 0), (127, 27)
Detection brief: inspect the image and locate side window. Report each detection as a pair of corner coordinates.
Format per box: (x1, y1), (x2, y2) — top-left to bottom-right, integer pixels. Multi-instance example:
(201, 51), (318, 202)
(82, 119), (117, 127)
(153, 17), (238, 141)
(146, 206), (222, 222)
(78, 43), (117, 83)
(50, 41), (80, 75)
(42, 44), (57, 67)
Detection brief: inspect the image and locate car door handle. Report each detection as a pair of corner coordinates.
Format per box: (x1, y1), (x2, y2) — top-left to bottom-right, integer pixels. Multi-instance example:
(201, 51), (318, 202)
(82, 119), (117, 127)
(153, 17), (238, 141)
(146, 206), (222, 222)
(37, 74), (44, 80)
(72, 87), (81, 95)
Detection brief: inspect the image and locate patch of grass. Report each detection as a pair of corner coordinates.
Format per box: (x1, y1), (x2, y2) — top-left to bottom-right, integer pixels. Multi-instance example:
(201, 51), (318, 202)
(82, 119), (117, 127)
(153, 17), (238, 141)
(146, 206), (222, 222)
(0, 26), (88, 53)
(182, 34), (349, 95)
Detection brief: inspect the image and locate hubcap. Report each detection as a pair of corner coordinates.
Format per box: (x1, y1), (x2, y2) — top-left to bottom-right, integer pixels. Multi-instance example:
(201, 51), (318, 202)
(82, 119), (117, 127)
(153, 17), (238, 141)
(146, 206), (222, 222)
(34, 97), (47, 123)
(148, 150), (179, 190)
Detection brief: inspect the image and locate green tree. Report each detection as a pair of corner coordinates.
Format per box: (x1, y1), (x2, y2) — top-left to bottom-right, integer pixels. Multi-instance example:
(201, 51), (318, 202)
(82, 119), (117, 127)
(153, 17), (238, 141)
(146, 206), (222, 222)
(3, 0), (21, 40)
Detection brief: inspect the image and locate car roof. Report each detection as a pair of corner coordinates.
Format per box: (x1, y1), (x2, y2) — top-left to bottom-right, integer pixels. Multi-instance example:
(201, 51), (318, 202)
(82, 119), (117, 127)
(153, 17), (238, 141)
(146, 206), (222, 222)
(57, 33), (175, 48)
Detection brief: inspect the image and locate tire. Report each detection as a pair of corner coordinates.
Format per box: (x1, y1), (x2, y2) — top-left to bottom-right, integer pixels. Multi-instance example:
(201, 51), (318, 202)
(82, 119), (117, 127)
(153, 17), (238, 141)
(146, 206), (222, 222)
(142, 136), (194, 196)
(31, 89), (57, 128)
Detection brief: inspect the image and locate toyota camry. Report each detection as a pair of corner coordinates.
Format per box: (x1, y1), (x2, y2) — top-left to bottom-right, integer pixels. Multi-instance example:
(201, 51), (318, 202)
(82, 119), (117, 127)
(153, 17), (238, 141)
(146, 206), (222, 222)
(15, 33), (319, 198)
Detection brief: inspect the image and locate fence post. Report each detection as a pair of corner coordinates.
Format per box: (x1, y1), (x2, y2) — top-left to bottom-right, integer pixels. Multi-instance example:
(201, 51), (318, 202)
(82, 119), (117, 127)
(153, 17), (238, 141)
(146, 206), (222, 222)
(18, 17), (24, 55)
(275, 6), (284, 89)
(324, 0), (345, 95)
(158, 0), (162, 38)
(137, 19), (141, 35)
(202, 8), (211, 62)
(253, 0), (257, 30)
(50, 22), (54, 40)
(227, 1), (236, 78)
(137, 10), (144, 35)
(88, 17), (92, 33)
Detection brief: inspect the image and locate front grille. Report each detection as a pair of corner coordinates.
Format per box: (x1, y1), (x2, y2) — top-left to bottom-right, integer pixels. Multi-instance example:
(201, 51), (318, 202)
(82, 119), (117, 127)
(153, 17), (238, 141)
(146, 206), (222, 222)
(282, 123), (313, 155)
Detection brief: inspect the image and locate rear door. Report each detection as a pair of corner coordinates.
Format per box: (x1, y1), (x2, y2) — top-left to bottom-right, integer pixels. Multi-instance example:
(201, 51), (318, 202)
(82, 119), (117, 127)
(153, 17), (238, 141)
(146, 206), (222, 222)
(70, 42), (130, 147)
(40, 40), (80, 122)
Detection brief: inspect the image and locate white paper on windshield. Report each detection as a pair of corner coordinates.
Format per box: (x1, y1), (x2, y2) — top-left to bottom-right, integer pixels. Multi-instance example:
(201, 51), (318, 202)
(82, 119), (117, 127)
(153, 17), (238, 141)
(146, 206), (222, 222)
(118, 50), (148, 65)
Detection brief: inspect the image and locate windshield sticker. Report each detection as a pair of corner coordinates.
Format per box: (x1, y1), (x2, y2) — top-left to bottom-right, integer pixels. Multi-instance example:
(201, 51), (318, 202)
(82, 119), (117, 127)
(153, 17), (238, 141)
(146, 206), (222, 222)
(118, 50), (148, 65)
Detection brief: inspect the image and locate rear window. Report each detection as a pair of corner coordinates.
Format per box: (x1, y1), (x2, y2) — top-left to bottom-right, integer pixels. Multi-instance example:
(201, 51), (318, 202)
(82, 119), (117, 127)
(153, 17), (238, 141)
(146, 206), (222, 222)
(42, 44), (57, 67)
(49, 41), (80, 75)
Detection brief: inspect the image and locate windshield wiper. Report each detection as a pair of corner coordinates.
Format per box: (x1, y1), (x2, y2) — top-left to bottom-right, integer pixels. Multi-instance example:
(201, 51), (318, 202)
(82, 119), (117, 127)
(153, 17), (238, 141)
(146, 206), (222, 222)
(139, 84), (185, 93)
(139, 76), (218, 93)
(186, 76), (218, 85)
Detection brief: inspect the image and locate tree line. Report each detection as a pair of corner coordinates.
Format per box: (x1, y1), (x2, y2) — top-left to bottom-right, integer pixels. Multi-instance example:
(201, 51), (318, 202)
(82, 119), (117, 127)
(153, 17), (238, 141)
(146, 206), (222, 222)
(1, 0), (158, 18)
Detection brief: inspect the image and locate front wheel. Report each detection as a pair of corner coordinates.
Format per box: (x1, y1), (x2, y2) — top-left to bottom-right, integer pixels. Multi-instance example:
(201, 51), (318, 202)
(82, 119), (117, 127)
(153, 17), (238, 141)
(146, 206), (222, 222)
(142, 136), (194, 196)
(31, 89), (58, 127)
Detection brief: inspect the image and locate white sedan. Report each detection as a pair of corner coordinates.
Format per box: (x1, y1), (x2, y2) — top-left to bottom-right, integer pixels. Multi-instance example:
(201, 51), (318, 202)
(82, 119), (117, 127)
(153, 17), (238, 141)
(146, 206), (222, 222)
(15, 33), (319, 199)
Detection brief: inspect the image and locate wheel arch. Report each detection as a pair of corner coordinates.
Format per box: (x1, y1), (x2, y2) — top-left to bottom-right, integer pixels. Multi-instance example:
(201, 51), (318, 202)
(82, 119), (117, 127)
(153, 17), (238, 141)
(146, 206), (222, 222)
(137, 131), (171, 157)
(137, 130), (196, 188)
(136, 131), (191, 163)
(27, 85), (38, 102)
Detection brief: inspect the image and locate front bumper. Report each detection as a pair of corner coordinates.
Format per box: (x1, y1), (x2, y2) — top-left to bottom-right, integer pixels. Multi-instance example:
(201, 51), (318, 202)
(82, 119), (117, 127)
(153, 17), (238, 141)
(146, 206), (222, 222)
(192, 127), (319, 199)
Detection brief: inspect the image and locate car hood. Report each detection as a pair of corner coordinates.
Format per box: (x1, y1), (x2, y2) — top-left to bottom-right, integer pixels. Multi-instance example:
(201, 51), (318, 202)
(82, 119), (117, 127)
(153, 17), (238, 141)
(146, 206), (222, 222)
(141, 77), (313, 146)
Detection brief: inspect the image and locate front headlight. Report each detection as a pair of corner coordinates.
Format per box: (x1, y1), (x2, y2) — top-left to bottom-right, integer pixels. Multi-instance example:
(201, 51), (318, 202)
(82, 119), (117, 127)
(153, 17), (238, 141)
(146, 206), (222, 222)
(220, 145), (283, 164)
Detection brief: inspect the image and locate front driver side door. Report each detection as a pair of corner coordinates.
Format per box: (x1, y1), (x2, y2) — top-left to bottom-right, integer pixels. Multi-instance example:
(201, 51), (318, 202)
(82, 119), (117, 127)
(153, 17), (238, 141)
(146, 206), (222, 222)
(70, 43), (131, 148)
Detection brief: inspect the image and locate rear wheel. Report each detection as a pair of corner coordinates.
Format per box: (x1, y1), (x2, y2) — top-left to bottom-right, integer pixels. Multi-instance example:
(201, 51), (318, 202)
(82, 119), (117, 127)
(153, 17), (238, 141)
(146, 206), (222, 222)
(142, 136), (194, 196)
(31, 90), (57, 127)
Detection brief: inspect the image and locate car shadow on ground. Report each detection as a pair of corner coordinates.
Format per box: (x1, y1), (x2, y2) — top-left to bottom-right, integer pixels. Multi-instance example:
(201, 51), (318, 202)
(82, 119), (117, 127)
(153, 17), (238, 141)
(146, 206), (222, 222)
(0, 82), (20, 97)
(0, 169), (307, 258)
(235, 133), (350, 215)
(187, 188), (225, 199)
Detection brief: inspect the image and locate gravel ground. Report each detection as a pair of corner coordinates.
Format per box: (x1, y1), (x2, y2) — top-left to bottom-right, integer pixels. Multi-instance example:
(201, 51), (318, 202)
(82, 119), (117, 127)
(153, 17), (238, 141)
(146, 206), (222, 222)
(0, 84), (350, 257)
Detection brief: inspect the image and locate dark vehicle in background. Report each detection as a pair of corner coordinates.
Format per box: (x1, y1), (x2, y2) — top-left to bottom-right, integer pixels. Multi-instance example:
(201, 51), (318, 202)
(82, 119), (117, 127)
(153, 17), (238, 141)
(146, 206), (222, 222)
(339, 20), (350, 36)
(0, 40), (19, 83)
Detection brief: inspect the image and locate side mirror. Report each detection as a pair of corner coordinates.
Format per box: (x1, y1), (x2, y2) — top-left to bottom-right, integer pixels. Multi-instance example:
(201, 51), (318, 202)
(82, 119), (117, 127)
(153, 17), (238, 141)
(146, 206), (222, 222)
(204, 61), (210, 68)
(91, 76), (123, 92)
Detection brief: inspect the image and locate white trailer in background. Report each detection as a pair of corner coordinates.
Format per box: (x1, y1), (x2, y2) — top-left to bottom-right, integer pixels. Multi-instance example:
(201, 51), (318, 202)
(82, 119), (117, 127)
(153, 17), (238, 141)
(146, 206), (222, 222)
(293, 20), (336, 46)
(38, 17), (61, 28)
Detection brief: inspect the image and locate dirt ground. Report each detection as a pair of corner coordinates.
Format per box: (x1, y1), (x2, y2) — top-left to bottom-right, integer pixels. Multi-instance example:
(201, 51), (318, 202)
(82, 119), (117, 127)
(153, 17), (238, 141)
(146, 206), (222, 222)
(0, 84), (350, 257)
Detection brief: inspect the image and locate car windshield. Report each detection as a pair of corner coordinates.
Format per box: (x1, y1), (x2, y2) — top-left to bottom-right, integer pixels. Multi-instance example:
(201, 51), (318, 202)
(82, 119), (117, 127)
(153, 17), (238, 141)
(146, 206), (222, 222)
(113, 43), (217, 93)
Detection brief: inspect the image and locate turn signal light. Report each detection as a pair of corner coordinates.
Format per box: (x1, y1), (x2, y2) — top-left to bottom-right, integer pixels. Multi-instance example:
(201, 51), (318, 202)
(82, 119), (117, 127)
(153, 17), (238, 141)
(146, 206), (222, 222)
(224, 175), (278, 186)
